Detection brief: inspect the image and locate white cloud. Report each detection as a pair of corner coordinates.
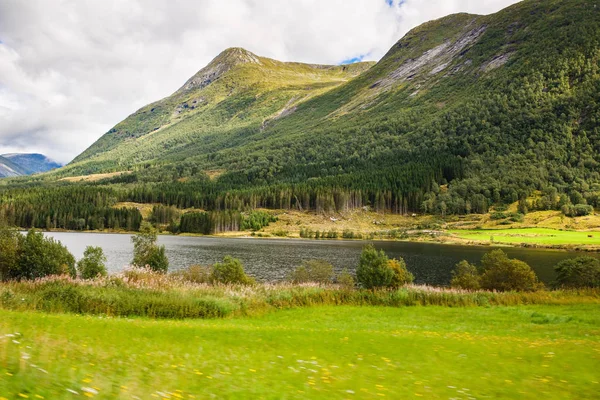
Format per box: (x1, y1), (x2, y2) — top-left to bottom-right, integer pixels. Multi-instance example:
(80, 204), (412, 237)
(0, 0), (520, 163)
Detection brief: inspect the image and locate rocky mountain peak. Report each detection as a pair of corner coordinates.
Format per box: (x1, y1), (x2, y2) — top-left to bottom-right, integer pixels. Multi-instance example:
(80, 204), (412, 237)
(177, 47), (262, 93)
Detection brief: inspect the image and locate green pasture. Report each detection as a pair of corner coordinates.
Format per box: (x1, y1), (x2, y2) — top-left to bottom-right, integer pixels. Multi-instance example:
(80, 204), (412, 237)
(450, 228), (600, 246)
(1, 305), (599, 399)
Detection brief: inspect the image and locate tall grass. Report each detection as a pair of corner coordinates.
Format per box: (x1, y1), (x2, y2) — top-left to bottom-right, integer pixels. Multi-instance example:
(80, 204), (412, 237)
(0, 268), (598, 319)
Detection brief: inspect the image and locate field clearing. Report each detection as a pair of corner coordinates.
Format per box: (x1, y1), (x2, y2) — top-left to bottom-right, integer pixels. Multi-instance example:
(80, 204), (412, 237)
(59, 171), (131, 183)
(450, 228), (600, 246)
(1, 305), (599, 399)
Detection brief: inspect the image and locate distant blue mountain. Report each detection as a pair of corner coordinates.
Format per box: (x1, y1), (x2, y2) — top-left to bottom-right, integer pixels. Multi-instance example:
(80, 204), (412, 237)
(0, 153), (62, 177)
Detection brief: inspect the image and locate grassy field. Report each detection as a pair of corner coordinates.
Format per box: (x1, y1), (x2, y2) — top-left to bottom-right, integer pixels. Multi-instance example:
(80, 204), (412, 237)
(1, 305), (599, 399)
(449, 228), (600, 247)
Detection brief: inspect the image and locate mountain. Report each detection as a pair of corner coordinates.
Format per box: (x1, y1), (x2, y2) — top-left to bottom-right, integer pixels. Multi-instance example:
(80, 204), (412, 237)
(0, 153), (61, 178)
(0, 156), (29, 178)
(68, 48), (374, 173)
(1, 153), (62, 176)
(45, 0), (600, 215)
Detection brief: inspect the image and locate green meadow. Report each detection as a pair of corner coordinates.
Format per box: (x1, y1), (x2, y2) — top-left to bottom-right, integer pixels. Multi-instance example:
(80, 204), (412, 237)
(1, 304), (599, 399)
(450, 228), (600, 247)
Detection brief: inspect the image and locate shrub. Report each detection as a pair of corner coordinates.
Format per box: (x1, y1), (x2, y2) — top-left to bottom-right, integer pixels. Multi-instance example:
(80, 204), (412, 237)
(77, 246), (107, 279)
(490, 212), (508, 220)
(342, 230), (355, 239)
(553, 257), (600, 288)
(13, 230), (76, 280)
(509, 213), (525, 223)
(173, 265), (212, 284)
(210, 256), (254, 285)
(144, 246), (169, 272)
(0, 226), (20, 281)
(132, 222), (169, 272)
(562, 204), (594, 217)
(289, 260), (335, 284)
(451, 260), (480, 290)
(479, 250), (540, 292)
(356, 245), (394, 289)
(336, 269), (355, 288)
(388, 258), (414, 288)
(241, 211), (277, 231)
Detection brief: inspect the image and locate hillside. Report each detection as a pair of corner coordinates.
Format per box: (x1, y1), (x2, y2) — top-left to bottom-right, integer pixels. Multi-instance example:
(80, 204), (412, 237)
(67, 48), (374, 174)
(1, 0), (600, 233)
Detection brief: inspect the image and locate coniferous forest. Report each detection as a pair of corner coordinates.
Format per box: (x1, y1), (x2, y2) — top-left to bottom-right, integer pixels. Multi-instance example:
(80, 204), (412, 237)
(1, 0), (600, 232)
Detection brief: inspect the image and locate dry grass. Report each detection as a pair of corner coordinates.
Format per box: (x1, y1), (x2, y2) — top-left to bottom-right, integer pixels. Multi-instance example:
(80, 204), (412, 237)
(205, 169), (225, 180)
(59, 171), (131, 182)
(259, 209), (437, 237)
(0, 268), (598, 320)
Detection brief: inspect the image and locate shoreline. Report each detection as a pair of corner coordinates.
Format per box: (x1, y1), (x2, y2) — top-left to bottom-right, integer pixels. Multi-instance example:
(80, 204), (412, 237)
(30, 227), (600, 253)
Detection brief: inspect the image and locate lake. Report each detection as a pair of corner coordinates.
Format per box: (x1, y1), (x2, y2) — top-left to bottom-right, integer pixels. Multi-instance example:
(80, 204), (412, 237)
(40, 231), (598, 285)
(45, 232), (596, 285)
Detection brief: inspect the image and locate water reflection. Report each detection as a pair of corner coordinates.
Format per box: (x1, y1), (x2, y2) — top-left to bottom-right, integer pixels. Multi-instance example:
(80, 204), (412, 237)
(42, 232), (598, 285)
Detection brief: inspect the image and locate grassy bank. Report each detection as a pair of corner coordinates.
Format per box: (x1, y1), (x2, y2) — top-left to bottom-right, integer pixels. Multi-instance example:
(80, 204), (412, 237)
(1, 304), (599, 399)
(186, 208), (600, 250)
(1, 273), (599, 319)
(449, 228), (600, 249)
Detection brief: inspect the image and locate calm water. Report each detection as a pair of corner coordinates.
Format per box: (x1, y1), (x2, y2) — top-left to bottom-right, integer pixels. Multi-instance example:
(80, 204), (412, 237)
(41, 231), (599, 285)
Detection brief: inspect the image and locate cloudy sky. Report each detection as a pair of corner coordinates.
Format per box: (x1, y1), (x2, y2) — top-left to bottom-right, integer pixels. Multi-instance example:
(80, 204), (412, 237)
(0, 0), (520, 164)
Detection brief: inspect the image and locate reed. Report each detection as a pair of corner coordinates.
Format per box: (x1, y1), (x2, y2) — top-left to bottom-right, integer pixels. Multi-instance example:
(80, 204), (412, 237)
(1, 268), (598, 319)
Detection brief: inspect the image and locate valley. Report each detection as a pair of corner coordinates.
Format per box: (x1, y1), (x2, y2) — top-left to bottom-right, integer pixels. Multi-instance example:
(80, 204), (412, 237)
(2, 0), (599, 230)
(2, 1), (600, 399)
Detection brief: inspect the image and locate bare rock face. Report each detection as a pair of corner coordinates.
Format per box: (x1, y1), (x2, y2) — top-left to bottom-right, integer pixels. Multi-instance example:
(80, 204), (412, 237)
(177, 48), (262, 93)
(481, 52), (513, 72)
(386, 24), (487, 86)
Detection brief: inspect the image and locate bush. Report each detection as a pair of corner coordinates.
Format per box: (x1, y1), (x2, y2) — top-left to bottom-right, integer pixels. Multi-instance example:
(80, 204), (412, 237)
(13, 230), (76, 280)
(77, 246), (107, 279)
(289, 260), (335, 284)
(451, 260), (480, 290)
(0, 226), (20, 281)
(241, 211), (277, 231)
(173, 265), (212, 284)
(132, 222), (169, 272)
(210, 256), (254, 285)
(509, 213), (525, 223)
(342, 230), (355, 239)
(388, 258), (414, 288)
(336, 269), (355, 288)
(479, 250), (540, 292)
(562, 204), (594, 217)
(356, 245), (394, 289)
(490, 212), (508, 220)
(553, 257), (600, 288)
(144, 246), (169, 272)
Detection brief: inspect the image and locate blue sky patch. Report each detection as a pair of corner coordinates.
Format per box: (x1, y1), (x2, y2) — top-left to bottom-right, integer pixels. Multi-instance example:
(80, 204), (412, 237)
(340, 55), (367, 65)
(387, 0), (407, 7)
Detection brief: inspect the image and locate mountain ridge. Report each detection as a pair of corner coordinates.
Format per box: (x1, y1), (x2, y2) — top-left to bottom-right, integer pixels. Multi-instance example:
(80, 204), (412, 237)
(0, 153), (61, 178)
(14, 0), (600, 218)
(70, 49), (374, 167)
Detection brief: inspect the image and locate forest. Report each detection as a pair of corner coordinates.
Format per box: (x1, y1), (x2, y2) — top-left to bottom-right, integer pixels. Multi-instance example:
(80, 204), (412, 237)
(0, 0), (599, 232)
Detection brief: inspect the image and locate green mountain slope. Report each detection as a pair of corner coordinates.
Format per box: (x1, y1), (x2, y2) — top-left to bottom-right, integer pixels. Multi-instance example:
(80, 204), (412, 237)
(15, 0), (600, 219)
(69, 48), (373, 173)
